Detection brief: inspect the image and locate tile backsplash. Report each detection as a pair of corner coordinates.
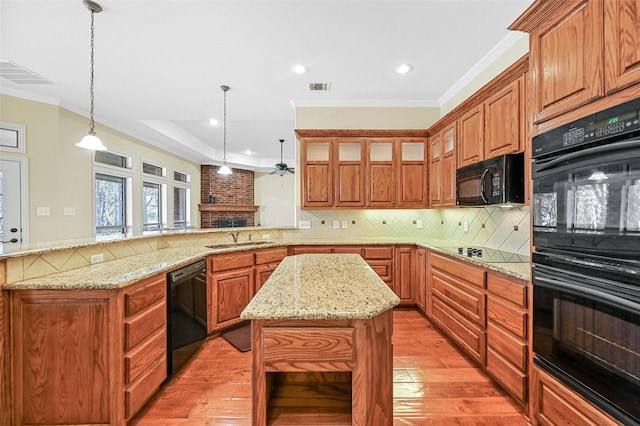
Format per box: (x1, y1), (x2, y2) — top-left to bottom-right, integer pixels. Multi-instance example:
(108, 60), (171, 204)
(295, 206), (530, 255)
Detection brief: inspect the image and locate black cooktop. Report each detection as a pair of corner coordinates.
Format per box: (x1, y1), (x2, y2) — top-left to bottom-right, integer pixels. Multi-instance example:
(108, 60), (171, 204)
(440, 246), (529, 263)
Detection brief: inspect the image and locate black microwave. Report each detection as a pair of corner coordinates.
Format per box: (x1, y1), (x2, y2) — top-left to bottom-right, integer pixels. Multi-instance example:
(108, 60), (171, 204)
(456, 153), (525, 206)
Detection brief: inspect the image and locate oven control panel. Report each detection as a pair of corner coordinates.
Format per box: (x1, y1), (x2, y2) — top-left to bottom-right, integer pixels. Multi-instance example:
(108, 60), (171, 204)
(533, 97), (640, 159)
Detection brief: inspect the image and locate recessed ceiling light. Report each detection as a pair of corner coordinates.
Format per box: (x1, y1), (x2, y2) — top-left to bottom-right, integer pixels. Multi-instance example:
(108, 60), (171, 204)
(291, 64), (308, 74)
(245, 149), (252, 155)
(209, 118), (219, 126)
(394, 64), (413, 74)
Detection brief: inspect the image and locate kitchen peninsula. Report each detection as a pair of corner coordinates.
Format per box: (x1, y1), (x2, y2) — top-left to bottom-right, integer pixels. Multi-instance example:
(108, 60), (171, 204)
(241, 254), (400, 425)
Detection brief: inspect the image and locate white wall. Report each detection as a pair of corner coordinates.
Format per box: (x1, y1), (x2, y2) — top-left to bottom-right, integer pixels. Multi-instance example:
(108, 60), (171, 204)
(254, 171), (295, 227)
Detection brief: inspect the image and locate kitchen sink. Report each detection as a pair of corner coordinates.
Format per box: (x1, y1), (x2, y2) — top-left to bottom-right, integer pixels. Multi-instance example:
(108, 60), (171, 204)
(206, 240), (275, 249)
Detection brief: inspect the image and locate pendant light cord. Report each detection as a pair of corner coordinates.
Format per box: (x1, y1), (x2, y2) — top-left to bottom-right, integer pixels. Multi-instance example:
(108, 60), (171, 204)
(89, 9), (96, 134)
(222, 87), (227, 162)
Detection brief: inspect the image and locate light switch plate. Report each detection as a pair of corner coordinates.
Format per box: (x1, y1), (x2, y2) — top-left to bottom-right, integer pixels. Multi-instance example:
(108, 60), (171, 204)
(299, 220), (311, 229)
(64, 207), (75, 216)
(36, 207), (50, 216)
(416, 220), (423, 229)
(333, 220), (339, 229)
(341, 220), (347, 229)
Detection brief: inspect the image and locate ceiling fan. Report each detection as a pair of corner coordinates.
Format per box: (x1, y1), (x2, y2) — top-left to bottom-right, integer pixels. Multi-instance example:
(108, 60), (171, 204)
(273, 139), (294, 176)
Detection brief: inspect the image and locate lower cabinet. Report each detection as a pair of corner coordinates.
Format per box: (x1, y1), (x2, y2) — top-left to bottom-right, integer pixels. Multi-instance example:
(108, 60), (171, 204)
(394, 245), (416, 305)
(9, 273), (168, 426)
(531, 366), (622, 426)
(416, 247), (427, 312)
(208, 251), (255, 332)
(255, 247), (288, 292)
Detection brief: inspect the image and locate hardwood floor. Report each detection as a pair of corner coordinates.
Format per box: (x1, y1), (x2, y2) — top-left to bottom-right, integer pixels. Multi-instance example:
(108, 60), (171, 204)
(131, 309), (530, 425)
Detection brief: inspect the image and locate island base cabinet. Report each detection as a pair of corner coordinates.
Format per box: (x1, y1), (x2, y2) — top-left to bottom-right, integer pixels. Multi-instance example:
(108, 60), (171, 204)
(10, 289), (115, 426)
(531, 366), (622, 426)
(251, 310), (394, 426)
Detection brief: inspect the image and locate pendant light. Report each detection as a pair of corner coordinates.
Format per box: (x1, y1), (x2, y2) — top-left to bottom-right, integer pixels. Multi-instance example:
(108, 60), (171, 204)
(76, 0), (107, 151)
(217, 85), (232, 175)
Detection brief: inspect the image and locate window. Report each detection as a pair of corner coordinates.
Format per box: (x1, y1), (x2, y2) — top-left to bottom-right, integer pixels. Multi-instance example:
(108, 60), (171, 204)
(173, 169), (191, 229)
(143, 181), (162, 231)
(95, 151), (132, 169)
(143, 161), (166, 177)
(95, 173), (126, 236)
(0, 121), (26, 153)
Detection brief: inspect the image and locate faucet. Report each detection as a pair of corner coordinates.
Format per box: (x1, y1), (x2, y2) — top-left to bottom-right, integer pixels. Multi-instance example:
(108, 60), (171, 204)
(228, 231), (240, 243)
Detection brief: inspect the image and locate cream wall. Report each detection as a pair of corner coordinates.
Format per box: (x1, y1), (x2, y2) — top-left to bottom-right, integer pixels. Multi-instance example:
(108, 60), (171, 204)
(0, 94), (201, 243)
(295, 106), (440, 130)
(254, 171), (296, 227)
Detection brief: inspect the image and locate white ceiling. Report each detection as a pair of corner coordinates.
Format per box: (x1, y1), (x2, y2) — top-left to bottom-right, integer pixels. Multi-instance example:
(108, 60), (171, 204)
(0, 0), (533, 171)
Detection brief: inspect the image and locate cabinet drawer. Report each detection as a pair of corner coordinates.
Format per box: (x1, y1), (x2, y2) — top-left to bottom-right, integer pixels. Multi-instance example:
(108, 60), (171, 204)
(125, 356), (167, 419)
(332, 246), (363, 255)
(255, 247), (288, 265)
(366, 259), (393, 282)
(124, 275), (166, 318)
(125, 328), (166, 385)
(290, 246), (332, 255)
(125, 302), (166, 351)
(487, 298), (527, 339)
(209, 252), (254, 272)
(487, 322), (527, 372)
(363, 246), (393, 259)
(262, 327), (354, 364)
(430, 252), (486, 288)
(487, 347), (527, 403)
(431, 269), (485, 327)
(431, 296), (485, 364)
(487, 273), (527, 307)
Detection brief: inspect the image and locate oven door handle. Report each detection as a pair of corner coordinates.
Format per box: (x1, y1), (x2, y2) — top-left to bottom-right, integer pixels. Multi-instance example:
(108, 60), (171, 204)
(535, 139), (640, 172)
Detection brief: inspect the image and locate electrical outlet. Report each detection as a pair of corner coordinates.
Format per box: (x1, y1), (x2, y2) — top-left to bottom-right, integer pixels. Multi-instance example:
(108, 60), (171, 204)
(416, 220), (423, 229)
(341, 220), (347, 229)
(90, 254), (104, 264)
(463, 221), (469, 232)
(63, 207), (75, 216)
(262, 234), (271, 240)
(333, 220), (339, 229)
(299, 220), (311, 229)
(36, 207), (50, 216)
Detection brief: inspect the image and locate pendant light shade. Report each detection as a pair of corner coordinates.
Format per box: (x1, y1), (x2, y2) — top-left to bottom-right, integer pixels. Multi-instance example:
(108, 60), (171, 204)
(76, 0), (107, 151)
(218, 85), (232, 175)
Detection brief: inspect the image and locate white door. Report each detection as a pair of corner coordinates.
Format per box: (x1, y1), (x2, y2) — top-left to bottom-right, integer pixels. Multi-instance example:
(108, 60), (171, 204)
(0, 159), (23, 245)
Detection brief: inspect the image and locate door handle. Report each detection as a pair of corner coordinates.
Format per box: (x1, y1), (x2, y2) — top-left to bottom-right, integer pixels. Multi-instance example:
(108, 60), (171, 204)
(2, 238), (18, 243)
(10, 228), (18, 233)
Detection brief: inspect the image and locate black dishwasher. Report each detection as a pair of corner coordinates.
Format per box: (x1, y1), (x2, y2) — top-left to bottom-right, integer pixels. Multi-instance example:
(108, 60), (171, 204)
(167, 259), (207, 376)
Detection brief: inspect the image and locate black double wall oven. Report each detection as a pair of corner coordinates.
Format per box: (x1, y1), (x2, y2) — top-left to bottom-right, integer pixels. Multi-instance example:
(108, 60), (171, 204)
(531, 98), (640, 425)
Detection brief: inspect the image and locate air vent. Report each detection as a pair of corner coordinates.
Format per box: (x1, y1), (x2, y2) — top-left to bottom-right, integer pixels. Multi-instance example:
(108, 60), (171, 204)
(309, 82), (331, 91)
(0, 60), (54, 85)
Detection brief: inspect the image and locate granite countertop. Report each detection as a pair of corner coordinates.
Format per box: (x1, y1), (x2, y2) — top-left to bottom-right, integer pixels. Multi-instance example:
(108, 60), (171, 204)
(241, 254), (401, 320)
(4, 238), (530, 290)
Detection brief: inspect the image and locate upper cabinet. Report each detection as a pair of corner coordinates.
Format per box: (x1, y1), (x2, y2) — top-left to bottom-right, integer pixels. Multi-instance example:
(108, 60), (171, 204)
(484, 77), (524, 159)
(430, 122), (456, 207)
(511, 0), (640, 125)
(458, 104), (485, 167)
(298, 131), (428, 210)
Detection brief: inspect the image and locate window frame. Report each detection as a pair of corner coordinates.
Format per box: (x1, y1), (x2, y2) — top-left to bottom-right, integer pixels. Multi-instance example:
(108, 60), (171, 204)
(172, 169), (191, 229)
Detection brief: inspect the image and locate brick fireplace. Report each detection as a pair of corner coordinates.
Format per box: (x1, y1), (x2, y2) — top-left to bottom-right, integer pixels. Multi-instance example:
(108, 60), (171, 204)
(200, 165), (256, 228)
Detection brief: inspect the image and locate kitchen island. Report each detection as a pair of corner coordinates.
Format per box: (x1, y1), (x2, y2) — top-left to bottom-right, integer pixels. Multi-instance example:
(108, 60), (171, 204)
(241, 253), (401, 425)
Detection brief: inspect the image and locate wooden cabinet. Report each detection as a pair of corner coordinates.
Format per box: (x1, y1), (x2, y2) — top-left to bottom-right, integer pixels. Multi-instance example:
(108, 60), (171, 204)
(430, 122), (456, 207)
(334, 138), (365, 207)
(532, 366), (622, 426)
(208, 251), (255, 332)
(604, 0), (640, 94)
(484, 77), (524, 159)
(394, 245), (416, 305)
(416, 247), (427, 313)
(362, 246), (394, 287)
(428, 252), (487, 364)
(290, 245), (333, 255)
(486, 272), (528, 405)
(367, 138), (396, 207)
(255, 247), (288, 293)
(298, 132), (428, 209)
(122, 275), (167, 420)
(397, 138), (429, 207)
(300, 138), (333, 208)
(458, 105), (485, 167)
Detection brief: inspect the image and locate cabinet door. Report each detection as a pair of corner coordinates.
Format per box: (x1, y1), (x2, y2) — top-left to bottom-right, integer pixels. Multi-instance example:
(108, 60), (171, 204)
(255, 263), (278, 293)
(441, 124), (457, 206)
(209, 267), (253, 331)
(429, 134), (442, 206)
(484, 78), (523, 159)
(458, 105), (484, 167)
(301, 138), (333, 208)
(416, 248), (427, 313)
(397, 139), (428, 207)
(394, 245), (416, 305)
(604, 0), (640, 93)
(367, 138), (396, 207)
(334, 138), (365, 207)
(530, 0), (603, 123)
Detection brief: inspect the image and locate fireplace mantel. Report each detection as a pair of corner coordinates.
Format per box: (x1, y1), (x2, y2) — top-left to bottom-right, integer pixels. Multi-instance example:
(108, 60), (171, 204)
(198, 204), (259, 212)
